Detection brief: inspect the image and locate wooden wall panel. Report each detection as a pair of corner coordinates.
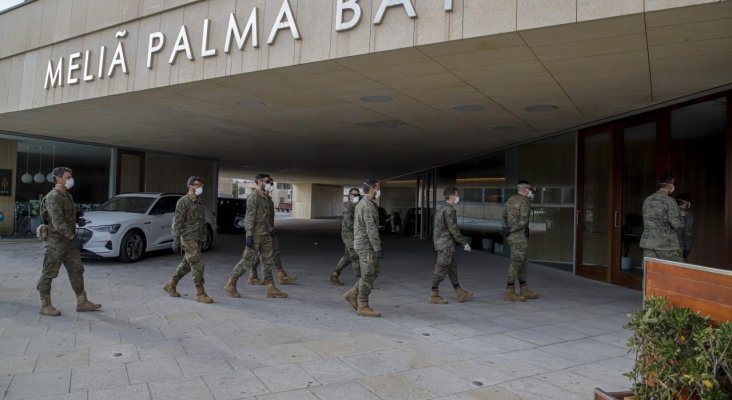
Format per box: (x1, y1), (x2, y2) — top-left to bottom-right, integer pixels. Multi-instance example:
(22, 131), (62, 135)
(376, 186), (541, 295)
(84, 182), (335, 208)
(0, 139), (17, 236)
(645, 259), (732, 322)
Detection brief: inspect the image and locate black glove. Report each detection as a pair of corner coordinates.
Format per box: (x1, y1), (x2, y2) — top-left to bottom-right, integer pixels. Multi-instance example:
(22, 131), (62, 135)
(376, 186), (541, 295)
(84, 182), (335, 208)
(245, 236), (254, 248)
(76, 217), (87, 227)
(271, 229), (278, 237)
(172, 239), (181, 254)
(683, 250), (690, 260)
(524, 225), (530, 238)
(500, 226), (511, 237)
(376, 250), (384, 258)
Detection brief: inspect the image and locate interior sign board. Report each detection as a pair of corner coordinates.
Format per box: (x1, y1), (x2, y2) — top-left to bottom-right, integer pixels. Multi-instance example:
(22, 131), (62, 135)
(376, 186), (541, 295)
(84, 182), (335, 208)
(0, 169), (12, 196)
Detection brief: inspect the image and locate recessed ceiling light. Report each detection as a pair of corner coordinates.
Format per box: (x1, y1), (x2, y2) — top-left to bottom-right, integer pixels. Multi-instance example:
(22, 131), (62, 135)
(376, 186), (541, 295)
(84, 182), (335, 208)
(238, 100), (267, 109)
(360, 95), (393, 103)
(525, 105), (557, 112)
(453, 104), (485, 112)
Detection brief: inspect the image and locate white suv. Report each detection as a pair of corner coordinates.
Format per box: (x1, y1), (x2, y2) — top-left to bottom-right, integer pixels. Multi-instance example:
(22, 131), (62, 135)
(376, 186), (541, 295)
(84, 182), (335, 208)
(79, 193), (215, 263)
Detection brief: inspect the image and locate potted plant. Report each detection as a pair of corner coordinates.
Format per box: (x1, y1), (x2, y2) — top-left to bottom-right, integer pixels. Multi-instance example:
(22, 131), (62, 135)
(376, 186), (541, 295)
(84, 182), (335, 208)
(597, 296), (732, 399)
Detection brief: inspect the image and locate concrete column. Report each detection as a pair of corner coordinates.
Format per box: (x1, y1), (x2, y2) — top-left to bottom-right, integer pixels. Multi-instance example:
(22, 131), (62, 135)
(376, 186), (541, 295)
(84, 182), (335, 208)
(292, 183), (313, 219)
(0, 139), (17, 236)
(292, 183), (343, 219)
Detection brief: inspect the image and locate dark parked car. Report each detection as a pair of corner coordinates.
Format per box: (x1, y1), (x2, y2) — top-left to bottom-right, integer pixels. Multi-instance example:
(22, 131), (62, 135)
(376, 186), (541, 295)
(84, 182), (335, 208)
(217, 197), (246, 233)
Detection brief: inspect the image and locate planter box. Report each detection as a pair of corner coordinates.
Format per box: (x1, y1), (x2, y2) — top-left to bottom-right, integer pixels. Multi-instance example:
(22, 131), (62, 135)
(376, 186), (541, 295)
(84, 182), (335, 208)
(594, 388), (634, 400)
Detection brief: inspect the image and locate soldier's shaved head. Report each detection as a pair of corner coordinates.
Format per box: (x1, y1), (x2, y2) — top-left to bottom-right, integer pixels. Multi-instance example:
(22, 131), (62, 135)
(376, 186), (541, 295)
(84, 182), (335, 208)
(443, 187), (458, 200)
(362, 179), (379, 194)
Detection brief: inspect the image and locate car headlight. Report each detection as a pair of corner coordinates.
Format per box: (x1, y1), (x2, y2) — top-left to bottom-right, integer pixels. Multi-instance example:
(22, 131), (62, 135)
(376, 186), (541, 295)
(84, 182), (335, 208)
(89, 224), (121, 234)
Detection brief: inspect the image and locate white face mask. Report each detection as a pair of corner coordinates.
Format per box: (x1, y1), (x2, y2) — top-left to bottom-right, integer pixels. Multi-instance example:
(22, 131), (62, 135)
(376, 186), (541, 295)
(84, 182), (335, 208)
(195, 187), (203, 196)
(265, 183), (274, 193)
(351, 195), (360, 204)
(375, 190), (381, 199)
(454, 196), (460, 205)
(64, 177), (75, 190)
(527, 190), (535, 199)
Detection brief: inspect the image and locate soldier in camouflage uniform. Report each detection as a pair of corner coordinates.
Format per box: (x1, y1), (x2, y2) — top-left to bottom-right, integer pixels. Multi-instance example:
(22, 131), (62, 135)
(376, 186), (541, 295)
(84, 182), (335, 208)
(224, 174), (288, 299)
(429, 187), (474, 304)
(675, 195), (694, 261)
(328, 188), (362, 286)
(37, 167), (102, 316)
(248, 177), (297, 286)
(501, 180), (539, 302)
(640, 174), (684, 262)
(344, 179), (383, 317)
(163, 176), (213, 303)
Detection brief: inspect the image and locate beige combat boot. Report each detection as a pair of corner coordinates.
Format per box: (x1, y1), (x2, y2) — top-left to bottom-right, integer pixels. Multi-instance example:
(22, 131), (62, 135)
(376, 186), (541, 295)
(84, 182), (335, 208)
(455, 287), (474, 303)
(195, 284), (214, 303)
(248, 269), (264, 285)
(428, 289), (448, 304)
(163, 276), (181, 297)
(343, 286), (358, 310)
(503, 286), (526, 302)
(76, 292), (102, 312)
(265, 282), (288, 298)
(39, 293), (61, 316)
(277, 267), (297, 285)
(357, 298), (381, 317)
(223, 276), (241, 298)
(329, 271), (344, 286)
(519, 283), (539, 300)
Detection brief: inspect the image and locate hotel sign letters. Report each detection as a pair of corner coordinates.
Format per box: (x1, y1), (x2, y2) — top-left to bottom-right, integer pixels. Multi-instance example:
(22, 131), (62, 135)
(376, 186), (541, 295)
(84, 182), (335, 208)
(44, 0), (453, 90)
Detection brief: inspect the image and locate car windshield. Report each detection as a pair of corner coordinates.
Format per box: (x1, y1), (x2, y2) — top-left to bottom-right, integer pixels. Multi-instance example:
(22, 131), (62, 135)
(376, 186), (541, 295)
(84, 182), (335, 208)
(95, 196), (154, 213)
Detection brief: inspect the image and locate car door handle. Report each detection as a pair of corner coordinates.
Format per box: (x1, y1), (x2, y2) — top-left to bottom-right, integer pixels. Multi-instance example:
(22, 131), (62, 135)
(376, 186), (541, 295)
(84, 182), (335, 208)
(144, 222), (151, 225)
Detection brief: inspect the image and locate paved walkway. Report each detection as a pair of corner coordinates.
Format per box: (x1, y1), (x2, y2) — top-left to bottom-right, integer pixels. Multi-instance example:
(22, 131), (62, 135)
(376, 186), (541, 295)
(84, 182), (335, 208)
(0, 219), (640, 400)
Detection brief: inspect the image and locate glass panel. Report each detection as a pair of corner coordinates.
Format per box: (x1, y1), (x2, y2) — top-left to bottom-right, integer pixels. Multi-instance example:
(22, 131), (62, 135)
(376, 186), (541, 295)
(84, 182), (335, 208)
(670, 97), (727, 268)
(582, 133), (610, 266)
(621, 122), (656, 273)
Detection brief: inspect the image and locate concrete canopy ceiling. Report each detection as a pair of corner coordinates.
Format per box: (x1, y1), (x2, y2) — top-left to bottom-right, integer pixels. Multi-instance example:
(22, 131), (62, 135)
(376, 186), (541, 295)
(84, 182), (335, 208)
(1, 3), (731, 184)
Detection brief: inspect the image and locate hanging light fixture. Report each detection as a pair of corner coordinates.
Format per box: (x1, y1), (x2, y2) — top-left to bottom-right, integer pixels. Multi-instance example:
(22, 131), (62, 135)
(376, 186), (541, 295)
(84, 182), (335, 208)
(33, 149), (45, 183)
(46, 145), (56, 183)
(21, 146), (33, 183)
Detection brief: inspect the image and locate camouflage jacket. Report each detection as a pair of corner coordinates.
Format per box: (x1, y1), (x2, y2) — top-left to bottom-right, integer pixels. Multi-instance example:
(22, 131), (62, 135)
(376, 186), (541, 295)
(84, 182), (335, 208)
(172, 194), (206, 242)
(640, 191), (683, 250)
(433, 203), (465, 251)
(341, 201), (356, 241)
(245, 190), (273, 237)
(501, 194), (531, 240)
(41, 189), (76, 240)
(677, 211), (694, 253)
(353, 198), (381, 252)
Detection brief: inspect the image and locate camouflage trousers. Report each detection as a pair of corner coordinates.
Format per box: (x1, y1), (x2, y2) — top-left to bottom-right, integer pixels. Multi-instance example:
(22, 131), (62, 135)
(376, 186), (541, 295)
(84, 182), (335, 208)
(356, 249), (380, 302)
(432, 248), (459, 288)
(37, 237), (85, 295)
(233, 234), (275, 283)
(334, 240), (361, 277)
(172, 240), (205, 285)
(643, 249), (683, 263)
(252, 235), (282, 277)
(507, 237), (528, 284)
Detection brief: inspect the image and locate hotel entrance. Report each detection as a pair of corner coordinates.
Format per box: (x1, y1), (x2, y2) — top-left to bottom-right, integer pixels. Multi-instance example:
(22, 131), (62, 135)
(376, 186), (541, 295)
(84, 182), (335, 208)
(576, 93), (730, 289)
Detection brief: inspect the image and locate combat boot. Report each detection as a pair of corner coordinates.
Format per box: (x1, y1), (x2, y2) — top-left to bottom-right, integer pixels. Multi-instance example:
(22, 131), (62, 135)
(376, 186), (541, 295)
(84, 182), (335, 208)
(223, 276), (241, 298)
(265, 282), (288, 298)
(519, 283), (539, 300)
(76, 292), (102, 312)
(455, 287), (474, 303)
(428, 289), (448, 304)
(329, 271), (344, 286)
(248, 269), (264, 285)
(163, 276), (181, 297)
(195, 284), (214, 303)
(356, 299), (381, 318)
(39, 294), (61, 316)
(277, 268), (297, 285)
(503, 287), (526, 302)
(343, 286), (358, 310)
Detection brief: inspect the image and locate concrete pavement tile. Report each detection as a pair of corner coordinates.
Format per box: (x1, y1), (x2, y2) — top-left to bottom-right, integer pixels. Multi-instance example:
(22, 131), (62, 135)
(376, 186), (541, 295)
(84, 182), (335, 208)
(535, 370), (618, 398)
(450, 386), (526, 399)
(88, 383), (151, 400)
(0, 337), (29, 356)
(47, 320), (91, 335)
(27, 333), (77, 353)
(590, 330), (631, 349)
(309, 381), (380, 400)
(0, 354), (38, 375)
(35, 349), (89, 372)
(252, 364), (319, 393)
(119, 327), (164, 344)
(126, 357), (183, 384)
(0, 303), (20, 318)
(158, 324), (205, 340)
(505, 327), (569, 346)
(538, 339), (628, 364)
(3, 370), (72, 400)
(499, 376), (584, 400)
(302, 335), (396, 357)
(201, 370), (269, 400)
(128, 315), (169, 329)
(136, 339), (186, 361)
(567, 356), (633, 392)
(411, 326), (458, 342)
(225, 347), (277, 370)
(269, 343), (321, 364)
(299, 358), (364, 385)
(432, 323), (485, 339)
(357, 372), (433, 400)
(24, 393), (88, 400)
(70, 363), (128, 392)
(341, 346), (446, 377)
(486, 348), (578, 372)
(148, 377), (214, 400)
(255, 389), (319, 400)
(175, 352), (234, 377)
(162, 312), (203, 325)
(401, 366), (476, 397)
(89, 343), (139, 365)
(75, 331), (121, 349)
(178, 336), (230, 356)
(0, 374), (12, 398)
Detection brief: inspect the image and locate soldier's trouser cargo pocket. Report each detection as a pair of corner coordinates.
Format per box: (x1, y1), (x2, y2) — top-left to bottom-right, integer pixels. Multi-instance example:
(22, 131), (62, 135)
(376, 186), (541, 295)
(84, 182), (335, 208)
(36, 224), (49, 241)
(356, 250), (380, 301)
